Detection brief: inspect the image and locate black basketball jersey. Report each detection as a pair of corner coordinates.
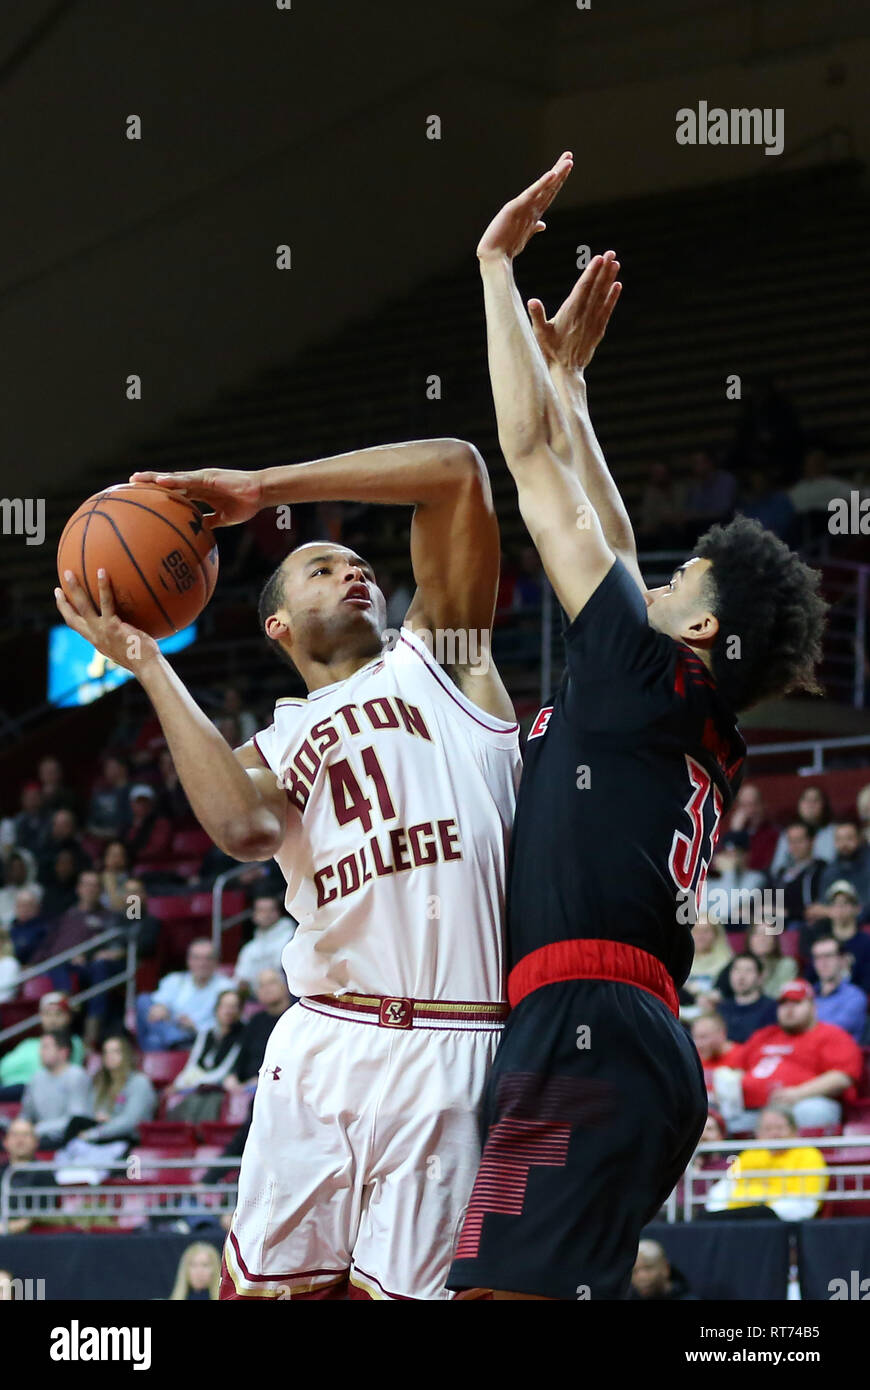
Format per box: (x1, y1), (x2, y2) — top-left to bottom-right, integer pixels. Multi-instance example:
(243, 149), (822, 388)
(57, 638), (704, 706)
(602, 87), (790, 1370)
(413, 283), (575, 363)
(507, 557), (746, 989)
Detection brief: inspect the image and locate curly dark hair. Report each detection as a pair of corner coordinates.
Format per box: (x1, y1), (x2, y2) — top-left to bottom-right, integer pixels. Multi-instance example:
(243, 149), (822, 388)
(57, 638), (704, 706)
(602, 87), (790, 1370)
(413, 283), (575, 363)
(257, 563), (296, 670)
(694, 516), (827, 712)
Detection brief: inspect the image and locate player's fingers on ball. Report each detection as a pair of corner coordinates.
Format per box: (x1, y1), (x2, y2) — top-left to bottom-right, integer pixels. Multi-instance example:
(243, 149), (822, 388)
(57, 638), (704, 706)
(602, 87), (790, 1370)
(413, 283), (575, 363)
(54, 587), (84, 632)
(96, 567), (116, 617)
(61, 569), (95, 617)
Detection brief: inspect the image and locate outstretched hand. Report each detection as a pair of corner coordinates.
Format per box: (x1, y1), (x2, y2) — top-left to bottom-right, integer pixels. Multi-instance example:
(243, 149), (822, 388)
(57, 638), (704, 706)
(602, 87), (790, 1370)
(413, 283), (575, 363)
(128, 468), (263, 527)
(477, 152), (574, 263)
(527, 251), (622, 372)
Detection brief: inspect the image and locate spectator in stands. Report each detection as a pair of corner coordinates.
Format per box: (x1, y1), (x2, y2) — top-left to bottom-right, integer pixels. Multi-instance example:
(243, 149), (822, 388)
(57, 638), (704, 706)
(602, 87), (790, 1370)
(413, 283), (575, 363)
(36, 756), (76, 816)
(629, 1240), (698, 1301)
(168, 988), (244, 1122)
(224, 969), (292, 1096)
(37, 809), (87, 882)
(691, 1013), (741, 1100)
(682, 449), (737, 526)
(85, 755), (131, 844)
(704, 953), (778, 1044)
(169, 1242), (221, 1300)
(705, 1106), (827, 1220)
(30, 870), (119, 1042)
(20, 1031), (93, 1148)
(40, 847), (81, 919)
(815, 821), (870, 910)
(378, 569), (413, 631)
(98, 840), (130, 913)
(788, 447), (850, 520)
(221, 688), (258, 745)
(233, 895), (296, 994)
(804, 881), (870, 993)
(5, 782), (49, 857)
(811, 935), (868, 1043)
(123, 786), (172, 869)
(711, 980), (863, 1133)
(0, 929), (21, 1003)
(682, 918), (733, 1014)
(196, 842), (284, 897)
(637, 462), (685, 548)
(727, 784), (780, 872)
(706, 830), (766, 925)
(0, 1118), (57, 1235)
(121, 877), (160, 958)
(0, 848), (40, 928)
(737, 468), (796, 543)
(154, 748), (191, 824)
(769, 787), (836, 875)
(770, 822), (826, 929)
(0, 993), (84, 1099)
(76, 1036), (156, 1145)
(0, 1270), (12, 1297)
(714, 924), (797, 1002)
(9, 887), (49, 966)
(135, 938), (224, 1051)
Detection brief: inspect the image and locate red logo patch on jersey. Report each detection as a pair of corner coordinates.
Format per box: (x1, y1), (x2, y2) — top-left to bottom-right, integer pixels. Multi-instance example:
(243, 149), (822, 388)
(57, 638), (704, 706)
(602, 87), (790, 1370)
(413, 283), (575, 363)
(528, 706), (554, 740)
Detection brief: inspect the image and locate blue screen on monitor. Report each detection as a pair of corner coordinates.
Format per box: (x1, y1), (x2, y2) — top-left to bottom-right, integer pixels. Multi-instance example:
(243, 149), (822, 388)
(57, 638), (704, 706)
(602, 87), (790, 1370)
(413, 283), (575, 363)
(48, 623), (197, 707)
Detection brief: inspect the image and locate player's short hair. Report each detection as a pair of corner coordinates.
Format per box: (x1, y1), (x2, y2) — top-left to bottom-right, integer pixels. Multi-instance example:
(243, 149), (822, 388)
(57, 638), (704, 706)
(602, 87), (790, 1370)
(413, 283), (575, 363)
(257, 563), (297, 670)
(693, 517), (827, 713)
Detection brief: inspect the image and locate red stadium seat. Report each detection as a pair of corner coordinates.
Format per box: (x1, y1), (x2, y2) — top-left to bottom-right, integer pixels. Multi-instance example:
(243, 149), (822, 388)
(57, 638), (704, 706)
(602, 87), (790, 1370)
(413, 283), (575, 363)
(0, 1000), (38, 1033)
(778, 930), (801, 960)
(172, 828), (213, 858)
(141, 1051), (189, 1086)
(130, 1146), (195, 1184)
(148, 895), (200, 923)
(138, 1121), (197, 1148)
(0, 1102), (20, 1124)
(198, 1121), (238, 1147)
(20, 974), (56, 1002)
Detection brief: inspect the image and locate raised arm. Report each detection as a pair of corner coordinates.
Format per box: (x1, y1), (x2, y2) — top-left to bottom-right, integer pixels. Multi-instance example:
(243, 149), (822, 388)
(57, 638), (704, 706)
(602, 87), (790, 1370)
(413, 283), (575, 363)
(476, 154), (615, 620)
(54, 572), (288, 862)
(528, 253), (646, 594)
(132, 438), (514, 720)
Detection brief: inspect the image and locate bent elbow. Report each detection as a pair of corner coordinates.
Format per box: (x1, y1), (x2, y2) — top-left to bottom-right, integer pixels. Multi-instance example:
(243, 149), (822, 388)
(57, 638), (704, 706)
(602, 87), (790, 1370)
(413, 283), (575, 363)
(219, 813), (283, 863)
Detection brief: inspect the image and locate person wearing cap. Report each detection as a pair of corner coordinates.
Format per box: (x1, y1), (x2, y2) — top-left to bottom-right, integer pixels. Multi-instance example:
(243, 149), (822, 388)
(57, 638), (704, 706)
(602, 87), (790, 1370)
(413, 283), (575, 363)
(0, 994), (84, 1102)
(710, 978), (863, 1133)
(814, 820), (870, 914)
(803, 880), (870, 993)
(122, 785), (172, 869)
(811, 935), (868, 1043)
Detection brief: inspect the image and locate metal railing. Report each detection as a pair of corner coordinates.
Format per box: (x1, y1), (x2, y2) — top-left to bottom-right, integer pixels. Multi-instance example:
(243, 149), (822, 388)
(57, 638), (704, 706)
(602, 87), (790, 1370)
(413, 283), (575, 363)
(0, 925), (138, 1047)
(211, 865), (256, 958)
(0, 1157), (239, 1231)
(744, 732), (870, 773)
(663, 1134), (870, 1223)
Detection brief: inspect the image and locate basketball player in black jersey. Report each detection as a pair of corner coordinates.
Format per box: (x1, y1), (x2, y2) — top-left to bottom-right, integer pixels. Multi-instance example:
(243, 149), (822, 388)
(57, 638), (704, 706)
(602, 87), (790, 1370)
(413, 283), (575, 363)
(448, 153), (827, 1300)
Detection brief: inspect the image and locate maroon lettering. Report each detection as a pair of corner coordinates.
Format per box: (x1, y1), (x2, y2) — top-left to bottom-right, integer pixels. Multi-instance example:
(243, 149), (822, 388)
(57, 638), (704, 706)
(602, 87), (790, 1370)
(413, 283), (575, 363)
(408, 820), (437, 866)
(437, 818), (462, 861)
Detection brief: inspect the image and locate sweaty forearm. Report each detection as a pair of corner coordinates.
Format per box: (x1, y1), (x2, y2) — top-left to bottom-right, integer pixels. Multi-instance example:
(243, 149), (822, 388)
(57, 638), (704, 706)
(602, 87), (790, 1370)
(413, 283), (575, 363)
(137, 656), (283, 860)
(479, 256), (572, 468)
(255, 439), (481, 509)
(549, 365), (638, 565)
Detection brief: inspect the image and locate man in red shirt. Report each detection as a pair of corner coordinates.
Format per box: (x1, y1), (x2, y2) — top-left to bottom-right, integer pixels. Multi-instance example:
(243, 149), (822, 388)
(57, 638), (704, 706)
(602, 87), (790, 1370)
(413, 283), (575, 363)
(710, 979), (862, 1133)
(691, 1013), (741, 1102)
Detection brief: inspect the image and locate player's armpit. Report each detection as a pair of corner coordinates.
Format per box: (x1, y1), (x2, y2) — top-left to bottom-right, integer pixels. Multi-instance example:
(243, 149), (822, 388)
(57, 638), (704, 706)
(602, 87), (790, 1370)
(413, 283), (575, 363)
(512, 445), (616, 623)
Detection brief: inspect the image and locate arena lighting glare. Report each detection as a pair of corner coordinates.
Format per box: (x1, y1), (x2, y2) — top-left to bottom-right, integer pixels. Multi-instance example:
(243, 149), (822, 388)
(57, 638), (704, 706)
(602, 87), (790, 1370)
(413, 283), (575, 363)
(47, 621), (197, 707)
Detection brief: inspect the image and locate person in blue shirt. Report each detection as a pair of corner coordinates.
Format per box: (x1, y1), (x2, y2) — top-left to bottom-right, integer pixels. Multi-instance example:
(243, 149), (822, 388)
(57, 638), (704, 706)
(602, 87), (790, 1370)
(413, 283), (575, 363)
(812, 934), (868, 1044)
(135, 939), (225, 1051)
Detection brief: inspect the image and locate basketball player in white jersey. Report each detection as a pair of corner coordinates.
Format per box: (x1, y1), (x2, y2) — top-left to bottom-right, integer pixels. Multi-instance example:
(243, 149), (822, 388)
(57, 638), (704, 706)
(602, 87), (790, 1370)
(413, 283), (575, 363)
(55, 438), (520, 1299)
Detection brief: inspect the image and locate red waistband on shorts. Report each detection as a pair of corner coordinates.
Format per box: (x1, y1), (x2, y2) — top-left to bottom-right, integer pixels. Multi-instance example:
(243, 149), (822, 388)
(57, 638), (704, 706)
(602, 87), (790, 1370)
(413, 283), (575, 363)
(507, 938), (680, 1019)
(302, 992), (510, 1031)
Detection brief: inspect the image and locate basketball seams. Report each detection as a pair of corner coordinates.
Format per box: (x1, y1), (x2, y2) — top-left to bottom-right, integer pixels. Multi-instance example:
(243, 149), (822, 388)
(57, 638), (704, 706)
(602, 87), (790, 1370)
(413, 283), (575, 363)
(94, 490), (212, 570)
(89, 508), (179, 633)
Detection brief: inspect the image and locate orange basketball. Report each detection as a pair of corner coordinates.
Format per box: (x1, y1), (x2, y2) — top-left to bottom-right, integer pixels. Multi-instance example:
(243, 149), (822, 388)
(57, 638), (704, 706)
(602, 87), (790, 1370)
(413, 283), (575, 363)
(57, 483), (219, 639)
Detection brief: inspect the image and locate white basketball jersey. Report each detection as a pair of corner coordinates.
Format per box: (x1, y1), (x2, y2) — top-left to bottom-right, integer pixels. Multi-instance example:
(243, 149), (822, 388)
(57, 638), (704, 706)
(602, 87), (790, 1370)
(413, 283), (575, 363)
(252, 628), (520, 1003)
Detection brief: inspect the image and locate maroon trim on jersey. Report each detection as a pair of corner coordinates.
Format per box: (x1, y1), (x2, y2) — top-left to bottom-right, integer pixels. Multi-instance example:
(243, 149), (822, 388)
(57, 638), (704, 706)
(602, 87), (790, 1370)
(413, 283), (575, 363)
(508, 938), (680, 1019)
(251, 735), (270, 768)
(349, 1265), (415, 1300)
(220, 1230), (349, 1298)
(398, 633), (520, 736)
(304, 992), (509, 1026)
(676, 644), (716, 692)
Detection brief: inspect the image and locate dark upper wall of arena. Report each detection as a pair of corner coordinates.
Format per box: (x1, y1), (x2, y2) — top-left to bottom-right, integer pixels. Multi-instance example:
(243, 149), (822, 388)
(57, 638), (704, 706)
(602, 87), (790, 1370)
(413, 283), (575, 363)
(0, 0), (868, 495)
